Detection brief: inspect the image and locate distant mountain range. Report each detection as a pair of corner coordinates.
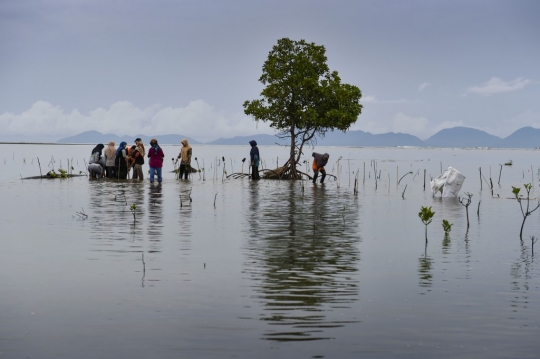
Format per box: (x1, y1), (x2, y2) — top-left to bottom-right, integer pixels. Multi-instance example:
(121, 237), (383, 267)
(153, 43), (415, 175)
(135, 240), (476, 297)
(57, 131), (201, 145)
(56, 127), (540, 148)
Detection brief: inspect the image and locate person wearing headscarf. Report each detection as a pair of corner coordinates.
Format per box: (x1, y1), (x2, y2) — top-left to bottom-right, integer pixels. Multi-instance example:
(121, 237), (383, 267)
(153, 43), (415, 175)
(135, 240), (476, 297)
(175, 138), (192, 180)
(89, 144), (104, 164)
(131, 139), (144, 180)
(312, 152), (329, 184)
(115, 141), (128, 179)
(249, 140), (260, 180)
(104, 141), (116, 178)
(147, 138), (165, 183)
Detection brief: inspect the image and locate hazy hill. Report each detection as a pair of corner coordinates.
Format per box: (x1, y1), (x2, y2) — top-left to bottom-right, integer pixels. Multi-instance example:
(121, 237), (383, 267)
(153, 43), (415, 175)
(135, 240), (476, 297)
(207, 134), (287, 146)
(55, 127), (540, 148)
(317, 130), (424, 146)
(57, 131), (200, 145)
(424, 127), (503, 148)
(206, 130), (423, 146)
(502, 127), (540, 148)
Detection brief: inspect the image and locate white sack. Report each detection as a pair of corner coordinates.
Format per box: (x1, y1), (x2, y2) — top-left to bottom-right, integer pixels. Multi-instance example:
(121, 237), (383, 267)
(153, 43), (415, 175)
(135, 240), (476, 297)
(430, 166), (465, 197)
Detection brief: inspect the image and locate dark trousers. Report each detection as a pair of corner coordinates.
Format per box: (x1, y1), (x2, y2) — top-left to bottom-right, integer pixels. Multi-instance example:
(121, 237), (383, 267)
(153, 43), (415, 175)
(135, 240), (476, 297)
(251, 165), (259, 180)
(313, 169), (326, 183)
(179, 164), (190, 179)
(106, 166), (116, 178)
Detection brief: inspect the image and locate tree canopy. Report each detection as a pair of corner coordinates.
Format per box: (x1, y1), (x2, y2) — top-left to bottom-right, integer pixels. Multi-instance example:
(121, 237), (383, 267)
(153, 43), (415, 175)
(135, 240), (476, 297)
(243, 38), (362, 179)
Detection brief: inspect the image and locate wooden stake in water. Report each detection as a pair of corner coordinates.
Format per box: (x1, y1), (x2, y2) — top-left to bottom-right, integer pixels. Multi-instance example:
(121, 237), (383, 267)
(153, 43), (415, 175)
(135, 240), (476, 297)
(202, 159), (206, 181)
(348, 159), (351, 186)
(479, 167), (482, 190)
(423, 169), (426, 191)
(498, 164), (502, 185)
(477, 200), (481, 217)
(37, 157), (42, 178)
(489, 166), (494, 196)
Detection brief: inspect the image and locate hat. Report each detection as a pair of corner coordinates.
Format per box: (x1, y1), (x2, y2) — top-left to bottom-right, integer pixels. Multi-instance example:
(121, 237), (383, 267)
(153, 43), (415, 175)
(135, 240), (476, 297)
(135, 138), (142, 142)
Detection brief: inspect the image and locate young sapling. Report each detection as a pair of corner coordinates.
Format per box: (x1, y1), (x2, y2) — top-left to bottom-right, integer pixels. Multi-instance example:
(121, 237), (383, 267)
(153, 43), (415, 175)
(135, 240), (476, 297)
(512, 184), (540, 239)
(442, 219), (453, 235)
(418, 206), (435, 242)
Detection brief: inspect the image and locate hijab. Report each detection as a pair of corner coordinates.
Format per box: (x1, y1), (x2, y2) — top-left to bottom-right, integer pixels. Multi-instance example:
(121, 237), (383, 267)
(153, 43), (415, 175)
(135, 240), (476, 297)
(116, 141), (127, 157)
(180, 139), (192, 161)
(104, 141), (116, 158)
(91, 144), (104, 155)
(150, 140), (161, 156)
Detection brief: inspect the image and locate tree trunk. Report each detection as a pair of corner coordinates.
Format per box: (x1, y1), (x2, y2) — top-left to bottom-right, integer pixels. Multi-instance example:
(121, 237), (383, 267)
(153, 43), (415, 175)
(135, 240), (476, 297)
(289, 126), (298, 179)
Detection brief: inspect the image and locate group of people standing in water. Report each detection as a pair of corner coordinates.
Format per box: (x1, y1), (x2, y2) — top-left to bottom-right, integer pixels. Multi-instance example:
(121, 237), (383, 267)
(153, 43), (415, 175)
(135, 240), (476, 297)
(88, 138), (166, 183)
(87, 138), (193, 183)
(87, 137), (329, 183)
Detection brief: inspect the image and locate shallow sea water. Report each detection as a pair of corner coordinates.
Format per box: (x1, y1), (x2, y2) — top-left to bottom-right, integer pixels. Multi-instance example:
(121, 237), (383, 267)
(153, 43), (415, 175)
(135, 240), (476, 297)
(1, 144), (540, 358)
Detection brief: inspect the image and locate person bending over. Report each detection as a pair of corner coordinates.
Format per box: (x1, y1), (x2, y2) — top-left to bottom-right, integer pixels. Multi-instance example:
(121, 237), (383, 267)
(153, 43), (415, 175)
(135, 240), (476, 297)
(312, 152), (329, 184)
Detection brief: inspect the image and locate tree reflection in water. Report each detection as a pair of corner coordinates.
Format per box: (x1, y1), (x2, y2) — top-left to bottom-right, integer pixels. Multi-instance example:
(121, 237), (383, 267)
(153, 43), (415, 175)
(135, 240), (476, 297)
(88, 181), (146, 243)
(510, 244), (537, 321)
(243, 181), (361, 341)
(418, 244), (433, 293)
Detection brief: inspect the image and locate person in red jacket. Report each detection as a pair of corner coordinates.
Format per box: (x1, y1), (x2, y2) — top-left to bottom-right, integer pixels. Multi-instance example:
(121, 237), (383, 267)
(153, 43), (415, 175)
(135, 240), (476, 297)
(147, 139), (165, 183)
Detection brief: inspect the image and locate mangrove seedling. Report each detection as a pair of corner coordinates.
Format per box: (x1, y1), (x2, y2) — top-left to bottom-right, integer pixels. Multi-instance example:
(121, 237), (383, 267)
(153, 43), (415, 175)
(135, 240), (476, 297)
(458, 192), (473, 229)
(194, 157), (201, 179)
(130, 203), (137, 225)
(419, 206), (435, 242)
(512, 184), (540, 239)
(442, 219), (453, 235)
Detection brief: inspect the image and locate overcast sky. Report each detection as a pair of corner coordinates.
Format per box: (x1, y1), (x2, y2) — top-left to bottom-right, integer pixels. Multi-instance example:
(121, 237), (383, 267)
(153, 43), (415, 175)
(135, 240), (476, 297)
(0, 0), (538, 142)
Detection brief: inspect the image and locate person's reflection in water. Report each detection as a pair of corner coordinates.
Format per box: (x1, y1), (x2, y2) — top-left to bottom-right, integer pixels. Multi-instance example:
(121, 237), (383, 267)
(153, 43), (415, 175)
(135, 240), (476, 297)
(176, 184), (193, 253)
(147, 183), (164, 253)
(87, 182), (146, 244)
(247, 181), (260, 236)
(243, 181), (361, 341)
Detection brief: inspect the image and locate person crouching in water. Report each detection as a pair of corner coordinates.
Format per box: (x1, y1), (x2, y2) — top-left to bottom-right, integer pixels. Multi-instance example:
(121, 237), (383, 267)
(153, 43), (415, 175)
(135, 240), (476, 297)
(148, 138), (164, 183)
(312, 152), (329, 184)
(175, 138), (192, 180)
(88, 144), (105, 179)
(249, 140), (260, 180)
(88, 162), (104, 179)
